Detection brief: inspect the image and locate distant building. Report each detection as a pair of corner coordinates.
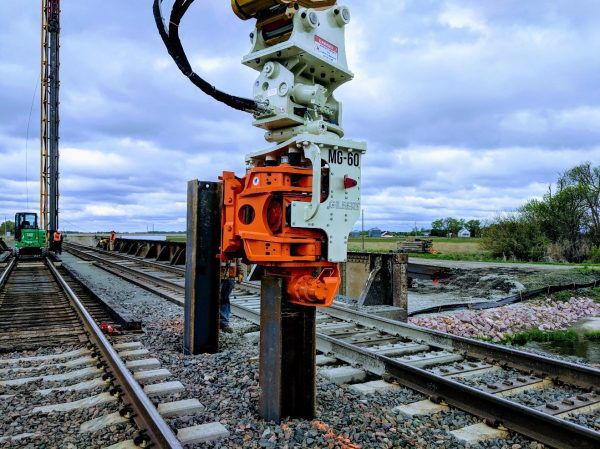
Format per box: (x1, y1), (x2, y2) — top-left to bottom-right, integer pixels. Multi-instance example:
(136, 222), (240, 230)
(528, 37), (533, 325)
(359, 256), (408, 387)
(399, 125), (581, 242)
(349, 231), (361, 238)
(368, 227), (382, 238)
(381, 231), (394, 238)
(458, 228), (471, 238)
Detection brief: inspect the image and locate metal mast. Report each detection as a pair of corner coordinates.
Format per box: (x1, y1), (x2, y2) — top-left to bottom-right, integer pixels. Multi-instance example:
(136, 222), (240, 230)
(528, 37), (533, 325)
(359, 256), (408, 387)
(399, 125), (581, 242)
(40, 0), (60, 232)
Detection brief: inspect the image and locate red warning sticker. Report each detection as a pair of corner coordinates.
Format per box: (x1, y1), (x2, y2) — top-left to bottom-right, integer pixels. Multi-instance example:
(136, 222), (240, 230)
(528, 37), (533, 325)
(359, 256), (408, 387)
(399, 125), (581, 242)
(315, 35), (338, 64)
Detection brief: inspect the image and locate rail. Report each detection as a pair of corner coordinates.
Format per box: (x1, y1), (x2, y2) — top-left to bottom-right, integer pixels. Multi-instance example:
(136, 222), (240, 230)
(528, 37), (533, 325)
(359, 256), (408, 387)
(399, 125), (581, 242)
(64, 242), (600, 448)
(66, 242), (600, 388)
(45, 259), (183, 449)
(0, 255), (16, 290)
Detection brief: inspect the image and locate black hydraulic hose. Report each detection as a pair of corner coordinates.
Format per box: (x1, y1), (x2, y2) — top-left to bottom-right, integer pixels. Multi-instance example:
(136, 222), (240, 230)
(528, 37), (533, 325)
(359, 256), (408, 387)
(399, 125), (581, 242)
(153, 0), (263, 113)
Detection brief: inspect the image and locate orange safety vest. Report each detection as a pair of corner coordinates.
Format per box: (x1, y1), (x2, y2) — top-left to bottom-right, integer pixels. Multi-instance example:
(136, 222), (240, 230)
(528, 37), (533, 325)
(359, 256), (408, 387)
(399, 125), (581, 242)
(221, 259), (239, 280)
(53, 232), (61, 242)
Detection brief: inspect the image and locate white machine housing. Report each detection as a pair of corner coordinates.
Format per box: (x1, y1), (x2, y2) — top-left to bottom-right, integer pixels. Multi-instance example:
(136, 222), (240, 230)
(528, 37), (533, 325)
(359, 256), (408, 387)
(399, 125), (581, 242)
(243, 4), (366, 263)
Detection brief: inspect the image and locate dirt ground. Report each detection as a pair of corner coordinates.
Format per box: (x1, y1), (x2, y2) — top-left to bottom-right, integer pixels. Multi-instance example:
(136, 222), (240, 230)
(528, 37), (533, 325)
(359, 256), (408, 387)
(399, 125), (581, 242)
(408, 265), (600, 314)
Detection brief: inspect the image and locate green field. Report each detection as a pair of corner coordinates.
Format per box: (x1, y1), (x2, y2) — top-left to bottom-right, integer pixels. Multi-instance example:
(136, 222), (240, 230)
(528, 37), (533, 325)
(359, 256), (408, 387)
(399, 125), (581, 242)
(167, 235), (186, 243)
(167, 234), (487, 258)
(168, 234), (599, 266)
(348, 237), (486, 256)
(167, 235), (485, 254)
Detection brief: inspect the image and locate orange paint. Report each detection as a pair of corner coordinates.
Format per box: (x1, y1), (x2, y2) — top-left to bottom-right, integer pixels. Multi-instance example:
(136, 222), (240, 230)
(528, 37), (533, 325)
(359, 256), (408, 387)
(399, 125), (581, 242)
(312, 420), (361, 449)
(220, 166), (340, 307)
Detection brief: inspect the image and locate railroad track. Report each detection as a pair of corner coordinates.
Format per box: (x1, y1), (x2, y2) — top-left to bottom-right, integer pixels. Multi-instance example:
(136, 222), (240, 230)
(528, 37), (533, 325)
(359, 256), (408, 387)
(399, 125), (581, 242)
(65, 242), (600, 449)
(0, 258), (127, 351)
(0, 257), (225, 448)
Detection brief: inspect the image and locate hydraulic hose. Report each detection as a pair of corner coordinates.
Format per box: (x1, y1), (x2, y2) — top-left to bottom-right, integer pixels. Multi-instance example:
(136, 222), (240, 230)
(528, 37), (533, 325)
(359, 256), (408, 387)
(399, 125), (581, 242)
(153, 0), (263, 114)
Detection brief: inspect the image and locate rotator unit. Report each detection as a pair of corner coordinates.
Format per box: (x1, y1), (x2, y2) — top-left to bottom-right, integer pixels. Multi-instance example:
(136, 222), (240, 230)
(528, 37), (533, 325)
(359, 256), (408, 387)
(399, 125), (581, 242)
(154, 0), (366, 307)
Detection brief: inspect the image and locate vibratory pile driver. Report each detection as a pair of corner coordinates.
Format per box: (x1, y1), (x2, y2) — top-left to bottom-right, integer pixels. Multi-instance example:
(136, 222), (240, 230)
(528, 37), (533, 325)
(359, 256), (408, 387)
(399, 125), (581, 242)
(155, 0), (366, 307)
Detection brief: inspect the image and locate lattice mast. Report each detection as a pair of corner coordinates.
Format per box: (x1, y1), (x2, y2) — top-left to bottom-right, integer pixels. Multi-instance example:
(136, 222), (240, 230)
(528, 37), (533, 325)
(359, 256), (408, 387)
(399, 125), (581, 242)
(40, 0), (60, 232)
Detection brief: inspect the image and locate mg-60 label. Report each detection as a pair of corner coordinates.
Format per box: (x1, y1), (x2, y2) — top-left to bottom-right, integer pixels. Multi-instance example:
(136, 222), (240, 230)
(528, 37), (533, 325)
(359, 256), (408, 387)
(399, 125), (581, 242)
(329, 149), (361, 167)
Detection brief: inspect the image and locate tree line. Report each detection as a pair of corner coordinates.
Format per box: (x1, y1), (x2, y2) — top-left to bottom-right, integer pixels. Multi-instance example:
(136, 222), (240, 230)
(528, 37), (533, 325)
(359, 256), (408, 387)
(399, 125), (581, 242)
(0, 220), (15, 235)
(483, 162), (600, 263)
(431, 218), (482, 238)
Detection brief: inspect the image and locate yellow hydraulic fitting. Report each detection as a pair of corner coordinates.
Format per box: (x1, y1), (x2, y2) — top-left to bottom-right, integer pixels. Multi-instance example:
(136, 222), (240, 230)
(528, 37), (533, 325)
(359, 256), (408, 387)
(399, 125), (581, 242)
(231, 0), (337, 20)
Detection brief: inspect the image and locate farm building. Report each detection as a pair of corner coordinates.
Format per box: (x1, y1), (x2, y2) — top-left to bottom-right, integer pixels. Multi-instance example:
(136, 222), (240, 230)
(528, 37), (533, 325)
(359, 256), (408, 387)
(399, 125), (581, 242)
(458, 228), (471, 238)
(368, 228), (382, 238)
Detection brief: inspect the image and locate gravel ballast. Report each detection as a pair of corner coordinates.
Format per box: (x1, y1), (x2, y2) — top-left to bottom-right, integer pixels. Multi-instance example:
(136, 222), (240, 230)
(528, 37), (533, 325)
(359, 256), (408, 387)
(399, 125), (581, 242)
(0, 345), (139, 448)
(55, 252), (576, 448)
(411, 297), (600, 341)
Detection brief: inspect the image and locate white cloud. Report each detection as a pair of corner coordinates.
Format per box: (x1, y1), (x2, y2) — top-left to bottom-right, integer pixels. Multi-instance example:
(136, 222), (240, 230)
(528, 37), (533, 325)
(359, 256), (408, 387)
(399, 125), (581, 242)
(1, 0), (599, 232)
(62, 148), (130, 172)
(500, 107), (600, 135)
(191, 54), (240, 74)
(438, 4), (489, 34)
(358, 145), (600, 230)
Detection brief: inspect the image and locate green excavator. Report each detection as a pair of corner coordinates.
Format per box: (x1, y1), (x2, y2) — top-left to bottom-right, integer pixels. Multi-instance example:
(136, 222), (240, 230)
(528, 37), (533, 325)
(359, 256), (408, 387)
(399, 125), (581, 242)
(14, 212), (47, 257)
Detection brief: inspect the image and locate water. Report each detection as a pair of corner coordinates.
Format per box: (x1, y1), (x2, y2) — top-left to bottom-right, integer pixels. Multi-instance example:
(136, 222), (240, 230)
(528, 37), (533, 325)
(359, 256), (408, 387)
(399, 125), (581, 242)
(119, 235), (167, 241)
(523, 339), (600, 364)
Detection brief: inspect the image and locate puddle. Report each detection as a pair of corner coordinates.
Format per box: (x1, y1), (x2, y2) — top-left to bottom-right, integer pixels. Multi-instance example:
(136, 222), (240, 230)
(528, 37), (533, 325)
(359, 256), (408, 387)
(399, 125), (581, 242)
(522, 339), (600, 364)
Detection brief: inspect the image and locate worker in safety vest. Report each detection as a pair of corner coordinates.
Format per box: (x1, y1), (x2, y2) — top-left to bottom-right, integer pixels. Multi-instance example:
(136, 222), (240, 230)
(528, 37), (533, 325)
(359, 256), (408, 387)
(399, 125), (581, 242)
(109, 230), (117, 251)
(220, 259), (244, 334)
(52, 231), (63, 254)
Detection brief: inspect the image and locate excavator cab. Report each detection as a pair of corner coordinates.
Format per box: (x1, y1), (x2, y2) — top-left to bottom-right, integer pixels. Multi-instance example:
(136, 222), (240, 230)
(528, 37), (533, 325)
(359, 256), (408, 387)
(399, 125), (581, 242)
(15, 212), (47, 258)
(15, 213), (38, 239)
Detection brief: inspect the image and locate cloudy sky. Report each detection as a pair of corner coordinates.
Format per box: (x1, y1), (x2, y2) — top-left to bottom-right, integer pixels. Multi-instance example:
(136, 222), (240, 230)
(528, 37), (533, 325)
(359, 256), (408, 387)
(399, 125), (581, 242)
(1, 1), (599, 232)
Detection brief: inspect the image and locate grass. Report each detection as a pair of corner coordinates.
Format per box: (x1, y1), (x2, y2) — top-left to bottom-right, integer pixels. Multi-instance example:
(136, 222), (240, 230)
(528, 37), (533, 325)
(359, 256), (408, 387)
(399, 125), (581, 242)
(404, 251), (494, 262)
(503, 329), (580, 345)
(501, 328), (600, 346)
(553, 290), (575, 302)
(167, 234), (600, 267)
(576, 266), (600, 275)
(348, 237), (596, 266)
(167, 235), (186, 243)
(348, 237), (600, 266)
(586, 287), (600, 303)
(551, 287), (600, 303)
(587, 331), (600, 341)
(348, 237), (485, 256)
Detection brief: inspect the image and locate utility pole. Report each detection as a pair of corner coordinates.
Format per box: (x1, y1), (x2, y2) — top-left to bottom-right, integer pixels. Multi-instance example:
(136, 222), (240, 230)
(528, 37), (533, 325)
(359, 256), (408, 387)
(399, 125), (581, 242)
(362, 209), (365, 251)
(41, 0), (60, 234)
